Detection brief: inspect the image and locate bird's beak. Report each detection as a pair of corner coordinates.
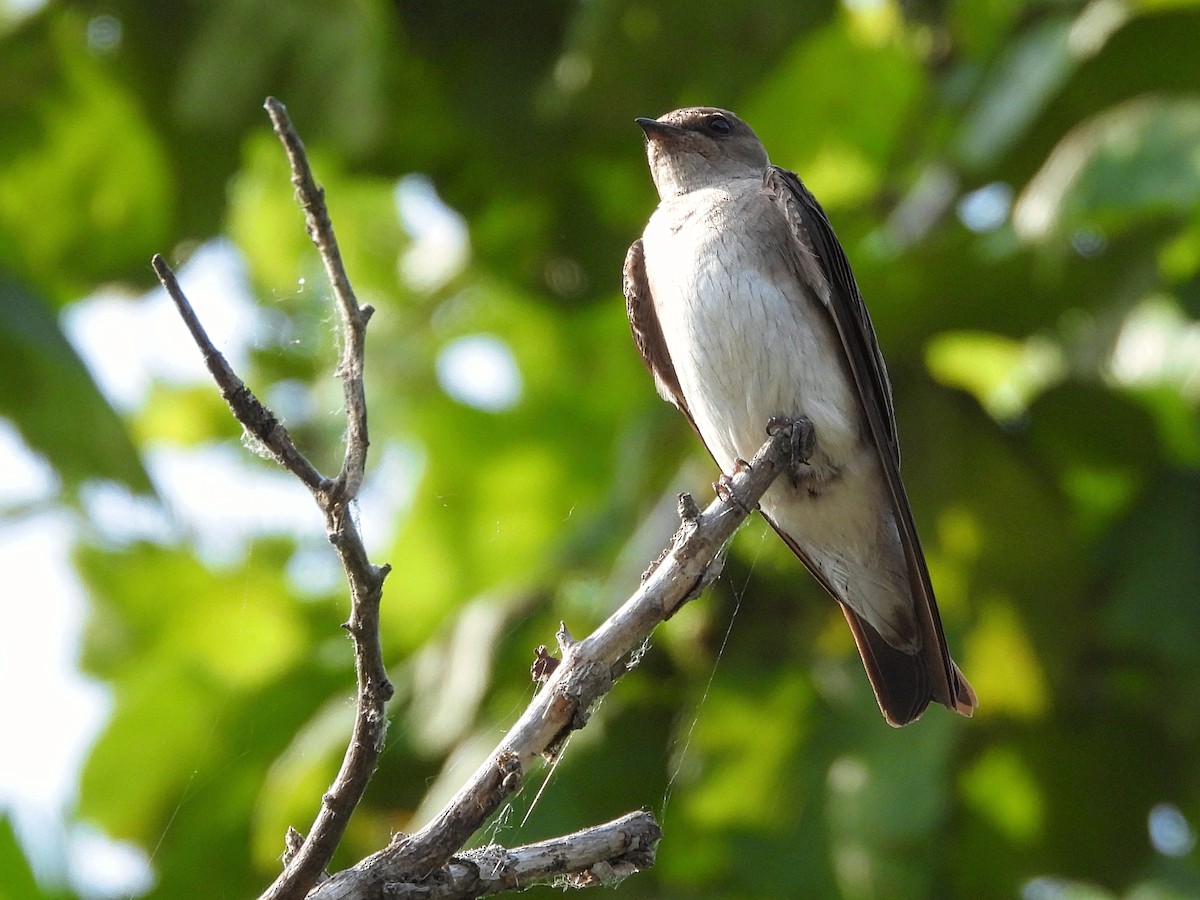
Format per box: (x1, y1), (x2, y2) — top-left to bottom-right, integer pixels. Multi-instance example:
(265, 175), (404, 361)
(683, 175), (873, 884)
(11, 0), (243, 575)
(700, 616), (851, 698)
(635, 117), (682, 141)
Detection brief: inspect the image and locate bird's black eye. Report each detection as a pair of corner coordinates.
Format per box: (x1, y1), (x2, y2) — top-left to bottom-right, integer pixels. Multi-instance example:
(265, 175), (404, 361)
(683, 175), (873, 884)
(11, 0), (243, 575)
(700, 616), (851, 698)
(707, 115), (731, 136)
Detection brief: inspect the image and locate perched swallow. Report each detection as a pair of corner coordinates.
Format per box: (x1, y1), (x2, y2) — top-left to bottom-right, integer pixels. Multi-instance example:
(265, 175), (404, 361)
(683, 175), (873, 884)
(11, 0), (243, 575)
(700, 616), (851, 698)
(624, 107), (976, 725)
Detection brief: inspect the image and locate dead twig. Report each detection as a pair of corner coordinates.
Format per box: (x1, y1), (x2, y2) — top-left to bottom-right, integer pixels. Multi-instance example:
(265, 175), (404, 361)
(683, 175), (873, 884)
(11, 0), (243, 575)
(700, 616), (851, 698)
(382, 811), (662, 899)
(263, 96), (370, 502)
(152, 96), (391, 900)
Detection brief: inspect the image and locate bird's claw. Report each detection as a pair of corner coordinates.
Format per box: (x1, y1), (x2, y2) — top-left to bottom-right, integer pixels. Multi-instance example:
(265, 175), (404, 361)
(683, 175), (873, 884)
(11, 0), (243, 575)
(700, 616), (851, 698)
(714, 466), (754, 514)
(767, 415), (815, 471)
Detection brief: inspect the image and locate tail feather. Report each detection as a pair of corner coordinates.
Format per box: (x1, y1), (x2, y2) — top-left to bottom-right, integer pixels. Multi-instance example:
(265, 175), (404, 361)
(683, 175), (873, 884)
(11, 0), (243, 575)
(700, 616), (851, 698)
(841, 603), (976, 726)
(760, 508), (977, 726)
(950, 659), (978, 716)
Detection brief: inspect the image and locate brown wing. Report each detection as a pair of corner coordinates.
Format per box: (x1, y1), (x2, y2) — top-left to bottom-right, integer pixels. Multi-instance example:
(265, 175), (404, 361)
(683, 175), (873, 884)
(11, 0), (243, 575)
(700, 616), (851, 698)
(624, 239), (692, 419)
(762, 167), (976, 725)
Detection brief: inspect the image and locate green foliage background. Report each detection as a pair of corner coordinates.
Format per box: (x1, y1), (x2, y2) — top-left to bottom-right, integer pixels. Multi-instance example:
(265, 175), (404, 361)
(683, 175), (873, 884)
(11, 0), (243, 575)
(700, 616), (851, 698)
(3, 0), (1200, 897)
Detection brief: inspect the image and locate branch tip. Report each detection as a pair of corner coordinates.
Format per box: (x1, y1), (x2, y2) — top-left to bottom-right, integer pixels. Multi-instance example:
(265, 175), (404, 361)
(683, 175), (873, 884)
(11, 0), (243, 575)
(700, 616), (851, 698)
(530, 645), (559, 683)
(555, 621), (577, 654)
(677, 491), (700, 524)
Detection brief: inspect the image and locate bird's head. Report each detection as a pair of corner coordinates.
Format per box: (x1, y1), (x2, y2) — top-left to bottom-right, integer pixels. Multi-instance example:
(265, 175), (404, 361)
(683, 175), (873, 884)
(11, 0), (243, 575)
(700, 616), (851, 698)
(636, 107), (769, 198)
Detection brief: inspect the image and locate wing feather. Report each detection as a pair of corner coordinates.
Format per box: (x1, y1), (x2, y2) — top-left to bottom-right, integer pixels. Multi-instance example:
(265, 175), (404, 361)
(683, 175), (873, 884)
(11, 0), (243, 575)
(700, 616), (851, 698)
(762, 167), (976, 723)
(624, 239), (690, 416)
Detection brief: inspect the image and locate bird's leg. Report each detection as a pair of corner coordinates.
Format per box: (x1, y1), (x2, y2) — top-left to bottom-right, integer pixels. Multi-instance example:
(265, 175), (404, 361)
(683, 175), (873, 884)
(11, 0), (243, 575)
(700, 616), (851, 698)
(766, 415), (815, 486)
(713, 457), (754, 513)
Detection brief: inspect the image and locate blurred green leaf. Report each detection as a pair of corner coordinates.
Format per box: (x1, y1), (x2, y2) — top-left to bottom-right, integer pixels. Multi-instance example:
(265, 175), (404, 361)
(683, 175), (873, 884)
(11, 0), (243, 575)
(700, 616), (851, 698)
(0, 13), (170, 300)
(1026, 384), (1162, 537)
(748, 12), (923, 204)
(925, 330), (1065, 420)
(960, 745), (1044, 843)
(1101, 469), (1200, 670)
(990, 5), (1200, 194)
(1015, 97), (1200, 241)
(77, 540), (312, 832)
(0, 815), (66, 900)
(963, 598), (1049, 720)
(956, 15), (1076, 171)
(0, 275), (149, 493)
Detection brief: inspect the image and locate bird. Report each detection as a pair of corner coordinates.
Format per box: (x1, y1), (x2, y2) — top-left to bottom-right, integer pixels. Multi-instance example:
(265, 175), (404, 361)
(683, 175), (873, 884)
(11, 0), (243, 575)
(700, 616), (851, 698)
(623, 106), (976, 726)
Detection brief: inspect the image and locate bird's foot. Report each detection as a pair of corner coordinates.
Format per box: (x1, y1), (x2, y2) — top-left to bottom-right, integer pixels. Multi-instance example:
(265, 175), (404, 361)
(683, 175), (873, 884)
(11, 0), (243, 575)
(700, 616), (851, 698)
(767, 415), (815, 472)
(713, 458), (754, 514)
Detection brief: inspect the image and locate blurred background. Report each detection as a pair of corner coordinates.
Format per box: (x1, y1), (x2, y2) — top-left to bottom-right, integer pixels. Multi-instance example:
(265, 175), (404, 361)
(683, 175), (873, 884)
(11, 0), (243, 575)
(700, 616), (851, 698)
(2, 0), (1199, 897)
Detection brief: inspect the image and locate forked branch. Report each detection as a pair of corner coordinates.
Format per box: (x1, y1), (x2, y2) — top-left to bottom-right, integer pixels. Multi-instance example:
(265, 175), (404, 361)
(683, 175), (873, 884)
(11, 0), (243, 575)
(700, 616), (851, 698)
(153, 97), (391, 900)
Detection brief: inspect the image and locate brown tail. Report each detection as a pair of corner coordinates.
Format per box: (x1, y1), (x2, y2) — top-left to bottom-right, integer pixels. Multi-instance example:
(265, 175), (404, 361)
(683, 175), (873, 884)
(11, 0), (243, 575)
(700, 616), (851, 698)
(841, 604), (977, 727)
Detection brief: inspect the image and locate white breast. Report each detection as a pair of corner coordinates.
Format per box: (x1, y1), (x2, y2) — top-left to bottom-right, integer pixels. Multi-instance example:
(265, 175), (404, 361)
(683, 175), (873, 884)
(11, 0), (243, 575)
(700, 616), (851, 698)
(641, 183), (861, 477)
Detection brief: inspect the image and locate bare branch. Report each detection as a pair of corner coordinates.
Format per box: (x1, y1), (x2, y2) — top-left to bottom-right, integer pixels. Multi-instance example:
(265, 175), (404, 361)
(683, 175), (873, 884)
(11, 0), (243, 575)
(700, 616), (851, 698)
(150, 254), (326, 494)
(321, 811), (662, 900)
(263, 96), (370, 501)
(309, 427), (796, 898)
(152, 97), (391, 900)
